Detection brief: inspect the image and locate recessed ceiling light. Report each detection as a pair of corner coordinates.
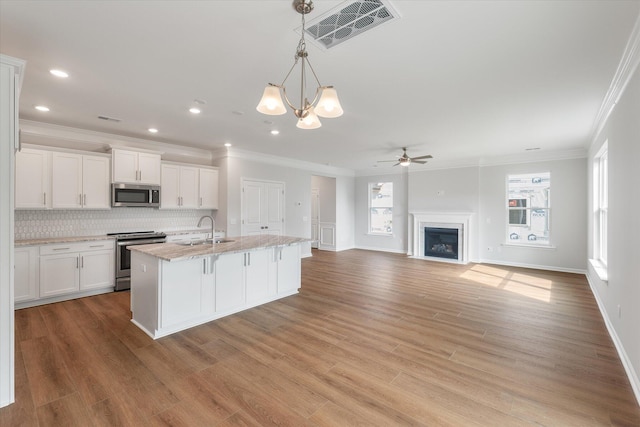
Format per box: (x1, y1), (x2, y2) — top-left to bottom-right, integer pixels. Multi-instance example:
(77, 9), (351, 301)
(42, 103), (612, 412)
(148, 128), (158, 133)
(224, 143), (232, 147)
(189, 107), (201, 114)
(49, 69), (69, 78)
(270, 130), (280, 135)
(35, 105), (50, 112)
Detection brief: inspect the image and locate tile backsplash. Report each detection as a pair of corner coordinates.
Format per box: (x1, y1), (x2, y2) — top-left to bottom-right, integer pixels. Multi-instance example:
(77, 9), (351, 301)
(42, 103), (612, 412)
(15, 209), (215, 240)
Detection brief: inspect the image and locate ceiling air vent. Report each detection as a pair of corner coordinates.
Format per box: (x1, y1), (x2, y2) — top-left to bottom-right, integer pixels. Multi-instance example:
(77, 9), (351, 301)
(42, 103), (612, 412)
(303, 0), (400, 50)
(97, 115), (122, 123)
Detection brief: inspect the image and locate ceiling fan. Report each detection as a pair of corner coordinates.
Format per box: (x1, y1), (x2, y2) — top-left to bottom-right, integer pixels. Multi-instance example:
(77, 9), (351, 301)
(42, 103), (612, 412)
(378, 147), (433, 167)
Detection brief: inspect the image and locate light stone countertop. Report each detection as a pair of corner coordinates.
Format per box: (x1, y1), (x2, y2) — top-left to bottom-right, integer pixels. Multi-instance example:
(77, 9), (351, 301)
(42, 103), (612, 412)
(128, 235), (310, 262)
(15, 235), (115, 247)
(15, 228), (226, 247)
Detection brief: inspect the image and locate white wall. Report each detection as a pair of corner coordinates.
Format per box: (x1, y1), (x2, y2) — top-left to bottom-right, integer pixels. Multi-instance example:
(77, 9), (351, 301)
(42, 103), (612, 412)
(354, 172), (407, 253)
(222, 156), (312, 239)
(335, 175), (355, 251)
(479, 158), (587, 272)
(587, 59), (640, 401)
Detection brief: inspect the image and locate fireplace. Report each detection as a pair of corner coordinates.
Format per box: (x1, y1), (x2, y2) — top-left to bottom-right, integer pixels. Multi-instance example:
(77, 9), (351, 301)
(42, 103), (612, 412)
(409, 212), (473, 264)
(424, 227), (459, 259)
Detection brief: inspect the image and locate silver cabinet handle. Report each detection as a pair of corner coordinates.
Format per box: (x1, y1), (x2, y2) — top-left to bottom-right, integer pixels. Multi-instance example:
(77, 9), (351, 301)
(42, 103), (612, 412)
(81, 256), (84, 268)
(139, 170), (142, 181)
(53, 247), (71, 251)
(79, 194), (83, 205)
(83, 194), (87, 206)
(199, 197), (203, 207)
(76, 256), (79, 268)
(247, 252), (251, 266)
(203, 258), (207, 274)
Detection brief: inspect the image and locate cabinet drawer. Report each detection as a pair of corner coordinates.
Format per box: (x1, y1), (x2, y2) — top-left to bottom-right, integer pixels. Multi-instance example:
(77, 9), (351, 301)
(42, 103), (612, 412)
(39, 239), (114, 255)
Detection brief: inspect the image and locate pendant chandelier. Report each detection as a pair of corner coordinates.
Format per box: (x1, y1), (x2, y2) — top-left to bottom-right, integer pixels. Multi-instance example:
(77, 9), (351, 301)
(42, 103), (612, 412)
(256, 0), (343, 130)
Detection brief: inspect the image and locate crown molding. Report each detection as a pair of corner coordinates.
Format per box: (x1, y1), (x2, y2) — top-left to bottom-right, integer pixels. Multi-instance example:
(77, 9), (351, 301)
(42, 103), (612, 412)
(589, 11), (640, 146)
(19, 120), (214, 165)
(212, 146), (355, 177)
(355, 147), (587, 176)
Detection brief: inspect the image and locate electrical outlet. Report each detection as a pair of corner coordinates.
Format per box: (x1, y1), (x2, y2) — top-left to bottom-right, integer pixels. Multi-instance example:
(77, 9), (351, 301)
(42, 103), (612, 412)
(487, 246), (493, 252)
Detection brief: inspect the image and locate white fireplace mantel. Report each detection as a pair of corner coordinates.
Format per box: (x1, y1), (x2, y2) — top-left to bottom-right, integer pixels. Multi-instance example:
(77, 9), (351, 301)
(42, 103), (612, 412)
(409, 212), (474, 263)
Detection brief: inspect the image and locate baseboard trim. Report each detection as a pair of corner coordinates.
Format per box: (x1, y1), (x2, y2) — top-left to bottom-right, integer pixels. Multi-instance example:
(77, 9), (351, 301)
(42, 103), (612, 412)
(355, 245), (407, 254)
(477, 258), (587, 275)
(586, 272), (640, 406)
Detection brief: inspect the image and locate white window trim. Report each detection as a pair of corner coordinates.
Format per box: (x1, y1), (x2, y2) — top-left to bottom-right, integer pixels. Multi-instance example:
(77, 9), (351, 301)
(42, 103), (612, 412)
(368, 182), (393, 236)
(505, 172), (552, 247)
(590, 141), (608, 282)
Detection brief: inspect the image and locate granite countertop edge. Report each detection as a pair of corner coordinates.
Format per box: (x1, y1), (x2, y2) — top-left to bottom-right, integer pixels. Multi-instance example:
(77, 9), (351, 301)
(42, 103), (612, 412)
(128, 236), (311, 262)
(15, 228), (227, 247)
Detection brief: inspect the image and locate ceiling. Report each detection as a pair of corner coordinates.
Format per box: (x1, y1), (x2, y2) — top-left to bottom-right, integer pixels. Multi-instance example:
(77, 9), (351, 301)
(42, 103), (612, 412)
(1, 1), (638, 173)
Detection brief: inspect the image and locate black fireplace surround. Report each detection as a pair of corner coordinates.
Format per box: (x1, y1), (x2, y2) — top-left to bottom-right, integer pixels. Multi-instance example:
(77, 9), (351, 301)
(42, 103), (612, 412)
(424, 227), (459, 259)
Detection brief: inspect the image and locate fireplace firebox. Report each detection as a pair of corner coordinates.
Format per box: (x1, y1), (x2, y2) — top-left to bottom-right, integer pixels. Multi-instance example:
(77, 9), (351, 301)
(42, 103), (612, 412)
(424, 227), (459, 260)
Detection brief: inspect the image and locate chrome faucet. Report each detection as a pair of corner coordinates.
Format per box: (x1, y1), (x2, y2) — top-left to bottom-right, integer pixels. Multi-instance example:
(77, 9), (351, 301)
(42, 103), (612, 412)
(197, 215), (215, 239)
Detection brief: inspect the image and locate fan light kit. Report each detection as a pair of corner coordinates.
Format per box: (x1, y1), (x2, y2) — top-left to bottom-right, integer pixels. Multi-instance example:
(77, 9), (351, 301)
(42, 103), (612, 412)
(378, 147), (433, 167)
(256, 0), (343, 130)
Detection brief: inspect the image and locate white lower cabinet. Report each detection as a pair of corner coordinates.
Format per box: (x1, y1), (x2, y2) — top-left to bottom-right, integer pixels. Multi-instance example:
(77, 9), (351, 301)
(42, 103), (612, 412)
(215, 252), (246, 313)
(14, 246), (39, 303)
(130, 243), (303, 339)
(36, 240), (114, 300)
(276, 245), (301, 294)
(160, 256), (214, 328)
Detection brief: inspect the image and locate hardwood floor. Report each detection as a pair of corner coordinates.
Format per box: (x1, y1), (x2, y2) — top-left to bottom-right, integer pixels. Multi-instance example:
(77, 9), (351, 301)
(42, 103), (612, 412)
(2, 249), (639, 426)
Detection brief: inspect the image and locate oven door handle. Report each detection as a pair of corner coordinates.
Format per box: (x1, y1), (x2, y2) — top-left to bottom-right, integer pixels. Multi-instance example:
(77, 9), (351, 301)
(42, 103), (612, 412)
(117, 238), (166, 246)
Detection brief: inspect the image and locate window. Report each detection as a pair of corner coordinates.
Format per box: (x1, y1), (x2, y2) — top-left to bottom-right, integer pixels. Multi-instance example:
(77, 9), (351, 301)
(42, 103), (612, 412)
(369, 182), (393, 235)
(594, 142), (608, 266)
(507, 172), (550, 245)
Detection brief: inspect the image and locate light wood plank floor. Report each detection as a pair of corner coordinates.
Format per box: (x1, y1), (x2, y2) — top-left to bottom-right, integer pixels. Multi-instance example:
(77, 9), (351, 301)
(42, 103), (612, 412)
(2, 249), (639, 426)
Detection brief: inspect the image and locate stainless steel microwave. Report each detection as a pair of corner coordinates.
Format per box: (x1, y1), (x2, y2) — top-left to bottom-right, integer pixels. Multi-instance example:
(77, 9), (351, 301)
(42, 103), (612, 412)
(111, 183), (160, 207)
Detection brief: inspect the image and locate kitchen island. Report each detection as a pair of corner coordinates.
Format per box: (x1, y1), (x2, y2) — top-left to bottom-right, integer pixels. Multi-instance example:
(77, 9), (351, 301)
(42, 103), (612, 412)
(128, 235), (309, 339)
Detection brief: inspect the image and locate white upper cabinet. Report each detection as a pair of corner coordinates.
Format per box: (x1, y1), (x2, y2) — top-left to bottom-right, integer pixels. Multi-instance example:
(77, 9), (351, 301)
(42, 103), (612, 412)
(15, 148), (51, 209)
(161, 163), (218, 210)
(199, 168), (219, 209)
(51, 152), (110, 209)
(112, 149), (161, 185)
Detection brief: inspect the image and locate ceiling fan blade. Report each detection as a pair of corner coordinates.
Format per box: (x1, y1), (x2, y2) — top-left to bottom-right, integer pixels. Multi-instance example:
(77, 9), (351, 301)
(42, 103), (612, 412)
(392, 162), (400, 166)
(411, 155), (433, 160)
(413, 160), (428, 164)
(377, 160), (397, 163)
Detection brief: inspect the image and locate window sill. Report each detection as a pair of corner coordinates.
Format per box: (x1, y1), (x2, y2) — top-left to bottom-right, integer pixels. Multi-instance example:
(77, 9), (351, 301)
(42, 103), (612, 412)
(502, 243), (556, 250)
(367, 233), (394, 237)
(589, 259), (608, 282)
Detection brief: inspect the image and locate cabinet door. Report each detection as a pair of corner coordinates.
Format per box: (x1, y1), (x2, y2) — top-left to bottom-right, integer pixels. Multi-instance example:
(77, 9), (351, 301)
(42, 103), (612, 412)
(79, 249), (113, 290)
(51, 152), (83, 209)
(277, 245), (300, 294)
(15, 246), (38, 302)
(82, 155), (111, 209)
(112, 149), (138, 183)
(160, 258), (211, 327)
(179, 166), (199, 208)
(15, 148), (50, 209)
(137, 152), (161, 185)
(215, 252), (245, 313)
(160, 164), (180, 208)
(40, 253), (79, 297)
(199, 168), (218, 209)
(245, 249), (272, 304)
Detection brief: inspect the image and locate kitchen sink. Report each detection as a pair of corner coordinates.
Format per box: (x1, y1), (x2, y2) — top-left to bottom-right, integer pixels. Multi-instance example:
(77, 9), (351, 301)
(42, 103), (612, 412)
(175, 239), (235, 246)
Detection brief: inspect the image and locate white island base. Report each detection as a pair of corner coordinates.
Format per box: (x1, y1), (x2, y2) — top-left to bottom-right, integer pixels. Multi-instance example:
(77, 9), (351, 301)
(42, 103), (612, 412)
(130, 243), (301, 339)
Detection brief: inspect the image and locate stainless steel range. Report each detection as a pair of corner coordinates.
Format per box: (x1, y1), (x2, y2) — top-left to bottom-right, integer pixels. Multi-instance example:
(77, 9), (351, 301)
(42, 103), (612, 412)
(107, 231), (166, 291)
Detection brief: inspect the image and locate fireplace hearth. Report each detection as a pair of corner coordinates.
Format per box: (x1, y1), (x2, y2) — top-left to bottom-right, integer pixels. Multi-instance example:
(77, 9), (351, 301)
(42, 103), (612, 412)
(424, 227), (459, 259)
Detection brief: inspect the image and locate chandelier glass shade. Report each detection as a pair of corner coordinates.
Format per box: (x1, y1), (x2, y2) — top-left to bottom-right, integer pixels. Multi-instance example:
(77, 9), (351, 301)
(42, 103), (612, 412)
(256, 0), (343, 129)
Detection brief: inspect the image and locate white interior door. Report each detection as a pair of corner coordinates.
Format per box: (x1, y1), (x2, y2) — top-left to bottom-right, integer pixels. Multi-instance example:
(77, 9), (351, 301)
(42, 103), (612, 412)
(311, 188), (319, 248)
(242, 179), (284, 236)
